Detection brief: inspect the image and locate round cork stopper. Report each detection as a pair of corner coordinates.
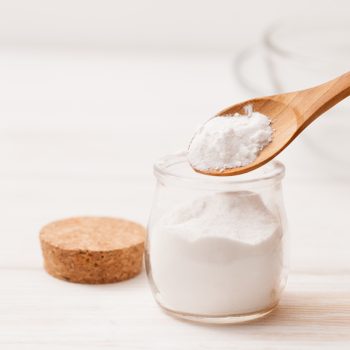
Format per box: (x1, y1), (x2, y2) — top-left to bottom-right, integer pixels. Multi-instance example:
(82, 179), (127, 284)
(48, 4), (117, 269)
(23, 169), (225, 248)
(40, 216), (146, 284)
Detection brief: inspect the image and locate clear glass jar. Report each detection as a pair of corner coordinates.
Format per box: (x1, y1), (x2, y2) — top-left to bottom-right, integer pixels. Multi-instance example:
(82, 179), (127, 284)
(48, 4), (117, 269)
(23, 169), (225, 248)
(146, 152), (288, 324)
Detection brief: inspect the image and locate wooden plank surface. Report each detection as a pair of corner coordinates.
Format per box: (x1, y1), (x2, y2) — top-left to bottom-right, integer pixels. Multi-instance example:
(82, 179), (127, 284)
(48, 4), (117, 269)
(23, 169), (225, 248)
(0, 271), (349, 349)
(0, 49), (349, 349)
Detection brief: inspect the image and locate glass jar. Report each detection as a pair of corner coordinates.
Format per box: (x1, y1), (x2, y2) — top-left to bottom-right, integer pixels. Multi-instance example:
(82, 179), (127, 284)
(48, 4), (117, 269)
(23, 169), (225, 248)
(146, 152), (288, 324)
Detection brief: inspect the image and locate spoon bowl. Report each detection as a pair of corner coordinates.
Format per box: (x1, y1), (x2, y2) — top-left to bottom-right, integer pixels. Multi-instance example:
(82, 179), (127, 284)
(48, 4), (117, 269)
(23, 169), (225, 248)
(194, 71), (350, 176)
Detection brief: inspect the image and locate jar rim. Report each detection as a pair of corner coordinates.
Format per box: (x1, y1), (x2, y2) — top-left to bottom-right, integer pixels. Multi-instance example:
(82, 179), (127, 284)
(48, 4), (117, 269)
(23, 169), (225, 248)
(154, 152), (285, 187)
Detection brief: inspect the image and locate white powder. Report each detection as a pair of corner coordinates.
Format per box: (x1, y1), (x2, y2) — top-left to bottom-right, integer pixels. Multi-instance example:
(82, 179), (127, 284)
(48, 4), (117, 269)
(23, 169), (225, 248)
(188, 106), (273, 171)
(149, 191), (284, 316)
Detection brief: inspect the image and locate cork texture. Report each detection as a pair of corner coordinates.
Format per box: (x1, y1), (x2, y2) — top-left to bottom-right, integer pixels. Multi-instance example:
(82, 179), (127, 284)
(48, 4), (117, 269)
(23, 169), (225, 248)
(40, 217), (146, 284)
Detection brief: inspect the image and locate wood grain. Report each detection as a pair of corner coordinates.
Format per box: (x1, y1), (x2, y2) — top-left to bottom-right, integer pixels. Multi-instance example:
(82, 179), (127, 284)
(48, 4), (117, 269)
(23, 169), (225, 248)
(0, 271), (349, 349)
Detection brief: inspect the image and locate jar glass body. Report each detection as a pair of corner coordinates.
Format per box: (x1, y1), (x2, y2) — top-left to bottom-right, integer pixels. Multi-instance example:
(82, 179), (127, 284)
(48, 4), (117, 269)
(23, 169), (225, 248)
(146, 153), (288, 324)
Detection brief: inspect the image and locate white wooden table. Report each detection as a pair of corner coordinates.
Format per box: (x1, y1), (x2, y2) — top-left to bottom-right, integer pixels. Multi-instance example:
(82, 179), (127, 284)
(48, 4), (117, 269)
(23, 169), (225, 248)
(0, 48), (349, 349)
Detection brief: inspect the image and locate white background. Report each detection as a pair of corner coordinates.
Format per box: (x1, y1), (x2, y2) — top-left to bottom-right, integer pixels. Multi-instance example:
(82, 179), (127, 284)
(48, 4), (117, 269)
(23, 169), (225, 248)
(0, 0), (348, 51)
(0, 1), (349, 348)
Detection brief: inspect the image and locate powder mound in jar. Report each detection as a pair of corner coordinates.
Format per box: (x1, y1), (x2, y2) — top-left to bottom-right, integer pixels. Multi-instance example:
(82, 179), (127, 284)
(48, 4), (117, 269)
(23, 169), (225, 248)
(188, 106), (273, 171)
(150, 191), (283, 315)
(162, 192), (277, 244)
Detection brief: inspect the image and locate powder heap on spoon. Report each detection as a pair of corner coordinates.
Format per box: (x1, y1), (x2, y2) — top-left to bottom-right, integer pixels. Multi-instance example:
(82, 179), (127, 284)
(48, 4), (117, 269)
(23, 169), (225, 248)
(188, 105), (273, 172)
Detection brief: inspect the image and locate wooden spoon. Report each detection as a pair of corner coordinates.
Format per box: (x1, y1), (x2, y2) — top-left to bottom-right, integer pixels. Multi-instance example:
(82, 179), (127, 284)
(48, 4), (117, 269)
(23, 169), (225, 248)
(194, 71), (350, 176)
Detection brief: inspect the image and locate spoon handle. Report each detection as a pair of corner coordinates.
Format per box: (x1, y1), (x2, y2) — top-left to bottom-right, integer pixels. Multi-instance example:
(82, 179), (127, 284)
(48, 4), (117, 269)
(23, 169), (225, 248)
(274, 71), (350, 129)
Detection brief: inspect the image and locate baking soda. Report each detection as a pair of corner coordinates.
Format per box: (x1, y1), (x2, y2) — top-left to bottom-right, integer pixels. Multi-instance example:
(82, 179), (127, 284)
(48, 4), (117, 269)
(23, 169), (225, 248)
(188, 106), (273, 171)
(149, 191), (283, 315)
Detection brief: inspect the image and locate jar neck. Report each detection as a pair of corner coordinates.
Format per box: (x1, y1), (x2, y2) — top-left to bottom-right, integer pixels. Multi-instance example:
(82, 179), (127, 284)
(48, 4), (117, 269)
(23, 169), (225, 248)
(154, 152), (285, 191)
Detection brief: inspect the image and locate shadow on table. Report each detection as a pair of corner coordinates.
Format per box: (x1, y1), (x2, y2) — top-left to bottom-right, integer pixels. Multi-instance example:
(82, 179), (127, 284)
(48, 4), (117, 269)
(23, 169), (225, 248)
(182, 290), (350, 342)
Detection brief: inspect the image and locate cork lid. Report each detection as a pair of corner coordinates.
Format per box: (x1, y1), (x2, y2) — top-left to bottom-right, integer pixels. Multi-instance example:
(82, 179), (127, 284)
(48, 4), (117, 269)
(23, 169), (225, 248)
(40, 216), (145, 251)
(40, 216), (146, 284)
